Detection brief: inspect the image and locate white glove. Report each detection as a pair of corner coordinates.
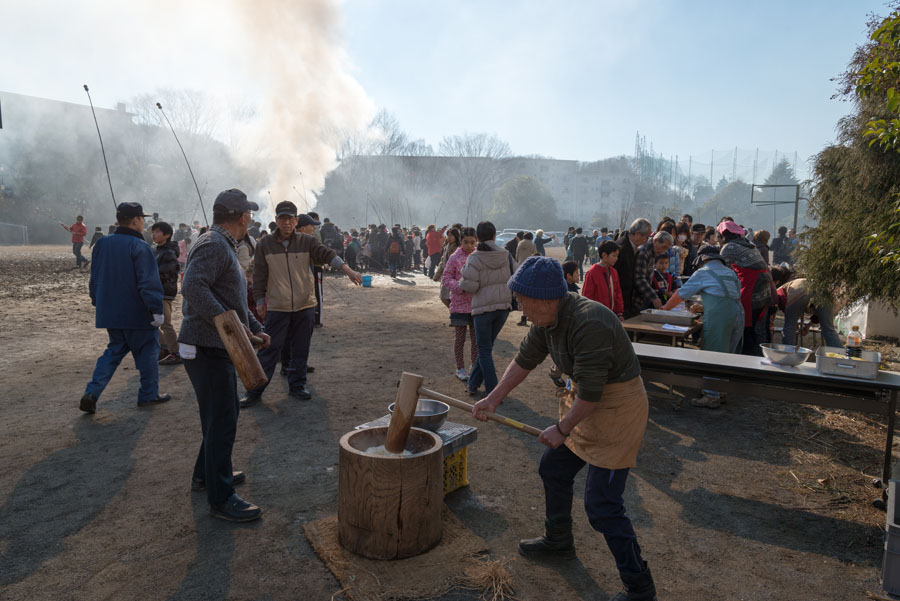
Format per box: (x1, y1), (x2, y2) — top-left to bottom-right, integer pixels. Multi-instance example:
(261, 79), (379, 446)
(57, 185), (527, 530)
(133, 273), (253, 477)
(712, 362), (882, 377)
(179, 343), (197, 360)
(151, 313), (164, 327)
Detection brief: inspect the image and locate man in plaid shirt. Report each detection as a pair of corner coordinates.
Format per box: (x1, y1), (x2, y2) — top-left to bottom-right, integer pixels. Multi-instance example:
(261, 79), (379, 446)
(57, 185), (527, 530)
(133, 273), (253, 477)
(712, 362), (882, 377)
(632, 231), (673, 314)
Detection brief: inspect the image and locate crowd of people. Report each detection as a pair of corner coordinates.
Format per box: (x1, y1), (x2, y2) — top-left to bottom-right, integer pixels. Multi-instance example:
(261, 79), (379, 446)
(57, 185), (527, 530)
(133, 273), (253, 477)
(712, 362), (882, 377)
(68, 196), (829, 601)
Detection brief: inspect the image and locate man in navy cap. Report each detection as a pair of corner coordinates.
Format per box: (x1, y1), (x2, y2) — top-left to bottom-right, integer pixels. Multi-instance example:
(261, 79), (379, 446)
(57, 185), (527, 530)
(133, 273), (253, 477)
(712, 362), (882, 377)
(179, 188), (271, 522)
(79, 202), (171, 413)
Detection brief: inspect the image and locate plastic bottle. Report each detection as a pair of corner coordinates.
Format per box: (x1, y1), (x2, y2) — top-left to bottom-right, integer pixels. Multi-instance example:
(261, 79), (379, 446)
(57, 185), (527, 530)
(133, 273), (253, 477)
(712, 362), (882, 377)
(846, 325), (863, 358)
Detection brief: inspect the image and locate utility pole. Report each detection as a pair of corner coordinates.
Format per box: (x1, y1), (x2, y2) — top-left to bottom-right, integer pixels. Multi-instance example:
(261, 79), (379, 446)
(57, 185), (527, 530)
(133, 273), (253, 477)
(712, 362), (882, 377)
(753, 148), (759, 183)
(732, 146), (737, 181)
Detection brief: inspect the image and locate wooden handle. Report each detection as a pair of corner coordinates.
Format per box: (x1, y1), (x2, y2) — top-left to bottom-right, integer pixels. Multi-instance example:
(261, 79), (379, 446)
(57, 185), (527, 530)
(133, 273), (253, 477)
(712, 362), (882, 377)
(419, 387), (542, 437)
(385, 372), (425, 453)
(213, 310), (268, 390)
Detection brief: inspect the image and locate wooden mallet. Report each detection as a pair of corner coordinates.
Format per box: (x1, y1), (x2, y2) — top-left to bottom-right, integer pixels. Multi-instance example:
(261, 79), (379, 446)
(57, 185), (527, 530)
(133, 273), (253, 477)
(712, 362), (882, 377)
(384, 372), (424, 454)
(212, 309), (268, 390)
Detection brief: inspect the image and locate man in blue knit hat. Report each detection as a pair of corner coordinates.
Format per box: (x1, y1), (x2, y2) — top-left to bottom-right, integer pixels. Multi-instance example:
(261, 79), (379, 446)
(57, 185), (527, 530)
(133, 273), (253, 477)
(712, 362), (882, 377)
(473, 255), (657, 601)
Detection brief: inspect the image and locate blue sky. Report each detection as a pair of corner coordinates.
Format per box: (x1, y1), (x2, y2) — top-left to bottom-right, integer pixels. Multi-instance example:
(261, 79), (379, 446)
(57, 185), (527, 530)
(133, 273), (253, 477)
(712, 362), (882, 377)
(0, 0), (888, 176)
(343, 0), (885, 167)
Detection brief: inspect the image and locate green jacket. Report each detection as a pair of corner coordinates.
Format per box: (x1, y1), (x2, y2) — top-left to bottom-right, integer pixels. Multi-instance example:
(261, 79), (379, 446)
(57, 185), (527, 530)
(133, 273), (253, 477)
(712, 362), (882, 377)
(514, 293), (640, 401)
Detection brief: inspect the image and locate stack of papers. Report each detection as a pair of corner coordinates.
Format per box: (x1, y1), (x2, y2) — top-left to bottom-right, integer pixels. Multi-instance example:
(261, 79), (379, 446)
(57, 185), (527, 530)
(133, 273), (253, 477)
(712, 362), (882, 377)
(661, 324), (689, 333)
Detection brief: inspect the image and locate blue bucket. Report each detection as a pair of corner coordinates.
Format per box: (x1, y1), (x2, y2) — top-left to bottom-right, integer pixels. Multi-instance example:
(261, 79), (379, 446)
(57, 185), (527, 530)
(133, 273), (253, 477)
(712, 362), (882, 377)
(362, 274), (373, 287)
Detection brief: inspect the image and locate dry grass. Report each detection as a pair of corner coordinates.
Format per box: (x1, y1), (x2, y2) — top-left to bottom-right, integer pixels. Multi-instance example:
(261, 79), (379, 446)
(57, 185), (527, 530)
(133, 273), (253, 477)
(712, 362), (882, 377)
(464, 557), (518, 601)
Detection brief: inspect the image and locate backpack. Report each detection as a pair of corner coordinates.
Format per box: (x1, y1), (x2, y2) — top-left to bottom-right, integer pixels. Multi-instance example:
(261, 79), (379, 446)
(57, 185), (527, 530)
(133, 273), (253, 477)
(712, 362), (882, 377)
(389, 239), (401, 254)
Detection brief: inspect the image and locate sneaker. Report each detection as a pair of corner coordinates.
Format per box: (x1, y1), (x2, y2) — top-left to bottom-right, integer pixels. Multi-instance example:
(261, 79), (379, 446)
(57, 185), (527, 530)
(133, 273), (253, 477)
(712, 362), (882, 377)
(691, 394), (721, 409)
(306, 366), (315, 374)
(455, 368), (468, 381)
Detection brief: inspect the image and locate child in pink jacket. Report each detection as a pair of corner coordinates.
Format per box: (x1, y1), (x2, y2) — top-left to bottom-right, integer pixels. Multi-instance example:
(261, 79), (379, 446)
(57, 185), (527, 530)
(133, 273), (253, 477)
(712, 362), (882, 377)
(441, 227), (478, 381)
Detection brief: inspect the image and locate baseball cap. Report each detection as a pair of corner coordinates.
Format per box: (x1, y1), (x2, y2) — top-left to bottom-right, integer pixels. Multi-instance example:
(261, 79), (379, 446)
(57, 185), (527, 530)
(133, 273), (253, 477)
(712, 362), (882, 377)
(116, 202), (150, 218)
(275, 201), (298, 217)
(691, 223), (706, 233)
(212, 189), (258, 215)
(297, 214), (320, 227)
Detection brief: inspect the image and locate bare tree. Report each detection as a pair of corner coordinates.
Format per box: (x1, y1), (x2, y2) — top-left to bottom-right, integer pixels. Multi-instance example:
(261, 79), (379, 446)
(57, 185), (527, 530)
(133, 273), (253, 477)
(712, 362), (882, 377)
(438, 132), (512, 225)
(616, 189), (635, 231)
(129, 89), (221, 141)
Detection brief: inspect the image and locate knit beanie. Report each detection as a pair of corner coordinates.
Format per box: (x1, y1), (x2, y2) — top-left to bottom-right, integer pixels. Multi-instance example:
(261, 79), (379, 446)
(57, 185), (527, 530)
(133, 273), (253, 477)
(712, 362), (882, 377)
(507, 256), (569, 300)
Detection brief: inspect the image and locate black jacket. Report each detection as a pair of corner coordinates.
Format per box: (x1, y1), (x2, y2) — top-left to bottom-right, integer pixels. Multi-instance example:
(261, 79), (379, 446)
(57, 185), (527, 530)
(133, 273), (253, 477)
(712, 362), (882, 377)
(569, 234), (589, 256)
(616, 236), (638, 318)
(155, 240), (180, 300)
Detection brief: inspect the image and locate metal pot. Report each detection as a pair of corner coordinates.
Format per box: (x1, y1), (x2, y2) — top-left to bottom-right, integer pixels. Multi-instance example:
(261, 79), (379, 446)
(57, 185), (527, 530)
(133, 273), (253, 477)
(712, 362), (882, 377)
(387, 399), (450, 432)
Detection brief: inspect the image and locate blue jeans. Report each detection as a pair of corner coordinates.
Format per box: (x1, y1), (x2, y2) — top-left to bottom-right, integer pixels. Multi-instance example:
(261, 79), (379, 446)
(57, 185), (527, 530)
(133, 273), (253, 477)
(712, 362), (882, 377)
(249, 308), (315, 396)
(85, 328), (159, 403)
(73, 242), (87, 266)
(540, 444), (644, 572)
(783, 299), (843, 348)
(468, 309), (509, 394)
(184, 346), (239, 505)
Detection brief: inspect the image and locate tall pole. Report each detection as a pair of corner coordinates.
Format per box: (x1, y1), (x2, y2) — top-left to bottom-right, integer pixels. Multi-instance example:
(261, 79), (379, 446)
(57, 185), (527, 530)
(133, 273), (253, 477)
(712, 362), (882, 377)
(82, 85), (118, 212)
(793, 184), (800, 233)
(298, 171), (311, 212)
(156, 102), (208, 226)
(710, 149), (714, 188)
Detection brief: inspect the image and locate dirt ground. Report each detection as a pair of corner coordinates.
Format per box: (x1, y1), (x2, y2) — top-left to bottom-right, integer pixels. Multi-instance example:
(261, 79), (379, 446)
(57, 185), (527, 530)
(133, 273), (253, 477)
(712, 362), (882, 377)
(1, 244), (898, 601)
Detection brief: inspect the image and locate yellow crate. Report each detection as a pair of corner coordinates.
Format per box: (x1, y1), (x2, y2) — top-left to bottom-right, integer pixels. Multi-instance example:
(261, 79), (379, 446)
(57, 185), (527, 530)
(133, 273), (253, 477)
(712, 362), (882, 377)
(443, 447), (469, 494)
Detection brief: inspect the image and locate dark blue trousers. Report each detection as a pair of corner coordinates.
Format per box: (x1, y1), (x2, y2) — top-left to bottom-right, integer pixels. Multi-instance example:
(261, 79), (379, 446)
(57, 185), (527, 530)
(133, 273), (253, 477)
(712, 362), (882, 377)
(184, 346), (239, 506)
(85, 328), (159, 403)
(250, 308), (315, 395)
(540, 444), (644, 572)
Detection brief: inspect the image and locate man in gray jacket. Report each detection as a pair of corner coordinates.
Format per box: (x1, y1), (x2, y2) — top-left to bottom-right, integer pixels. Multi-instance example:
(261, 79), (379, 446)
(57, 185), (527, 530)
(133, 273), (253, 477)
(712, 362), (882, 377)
(179, 189), (271, 522)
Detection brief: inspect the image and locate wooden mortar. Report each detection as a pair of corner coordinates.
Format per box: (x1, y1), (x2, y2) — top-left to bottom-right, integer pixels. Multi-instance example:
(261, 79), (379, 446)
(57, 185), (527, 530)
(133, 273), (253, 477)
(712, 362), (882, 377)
(337, 426), (443, 559)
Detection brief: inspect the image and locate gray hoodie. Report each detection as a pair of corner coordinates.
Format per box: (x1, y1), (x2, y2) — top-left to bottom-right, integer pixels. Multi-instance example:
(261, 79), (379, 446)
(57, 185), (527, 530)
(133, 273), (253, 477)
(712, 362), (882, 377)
(459, 240), (515, 315)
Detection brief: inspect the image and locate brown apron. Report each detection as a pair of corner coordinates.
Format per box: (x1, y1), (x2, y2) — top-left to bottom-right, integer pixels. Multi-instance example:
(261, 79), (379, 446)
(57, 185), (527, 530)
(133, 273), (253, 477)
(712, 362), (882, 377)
(557, 376), (648, 469)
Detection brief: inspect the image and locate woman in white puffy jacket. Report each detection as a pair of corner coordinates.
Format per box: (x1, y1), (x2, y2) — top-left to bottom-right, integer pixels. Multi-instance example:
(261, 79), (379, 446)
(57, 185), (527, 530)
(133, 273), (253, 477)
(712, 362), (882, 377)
(459, 221), (515, 397)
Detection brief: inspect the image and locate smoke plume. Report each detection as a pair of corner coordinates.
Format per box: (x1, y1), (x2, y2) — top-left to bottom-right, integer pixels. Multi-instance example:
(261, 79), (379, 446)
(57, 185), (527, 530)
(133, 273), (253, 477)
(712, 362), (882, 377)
(235, 0), (374, 211)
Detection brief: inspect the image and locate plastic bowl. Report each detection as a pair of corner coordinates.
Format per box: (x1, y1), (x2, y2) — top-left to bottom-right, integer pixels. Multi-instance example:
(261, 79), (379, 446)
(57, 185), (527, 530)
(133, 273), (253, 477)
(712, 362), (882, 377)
(760, 343), (813, 367)
(387, 399), (450, 432)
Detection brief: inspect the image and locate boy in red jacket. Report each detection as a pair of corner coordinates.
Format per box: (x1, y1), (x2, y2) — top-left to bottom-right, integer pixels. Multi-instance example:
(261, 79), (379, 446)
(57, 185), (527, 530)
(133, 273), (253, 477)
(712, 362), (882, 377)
(582, 241), (624, 319)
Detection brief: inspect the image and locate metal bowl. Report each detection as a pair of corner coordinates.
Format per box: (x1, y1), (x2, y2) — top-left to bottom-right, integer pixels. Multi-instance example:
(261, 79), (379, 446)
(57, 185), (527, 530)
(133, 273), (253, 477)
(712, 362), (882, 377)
(387, 399), (450, 432)
(760, 343), (813, 367)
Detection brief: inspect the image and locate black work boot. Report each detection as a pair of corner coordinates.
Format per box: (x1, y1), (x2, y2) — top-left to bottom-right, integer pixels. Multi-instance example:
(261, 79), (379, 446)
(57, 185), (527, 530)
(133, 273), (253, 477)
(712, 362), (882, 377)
(611, 563), (657, 601)
(518, 516), (576, 559)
